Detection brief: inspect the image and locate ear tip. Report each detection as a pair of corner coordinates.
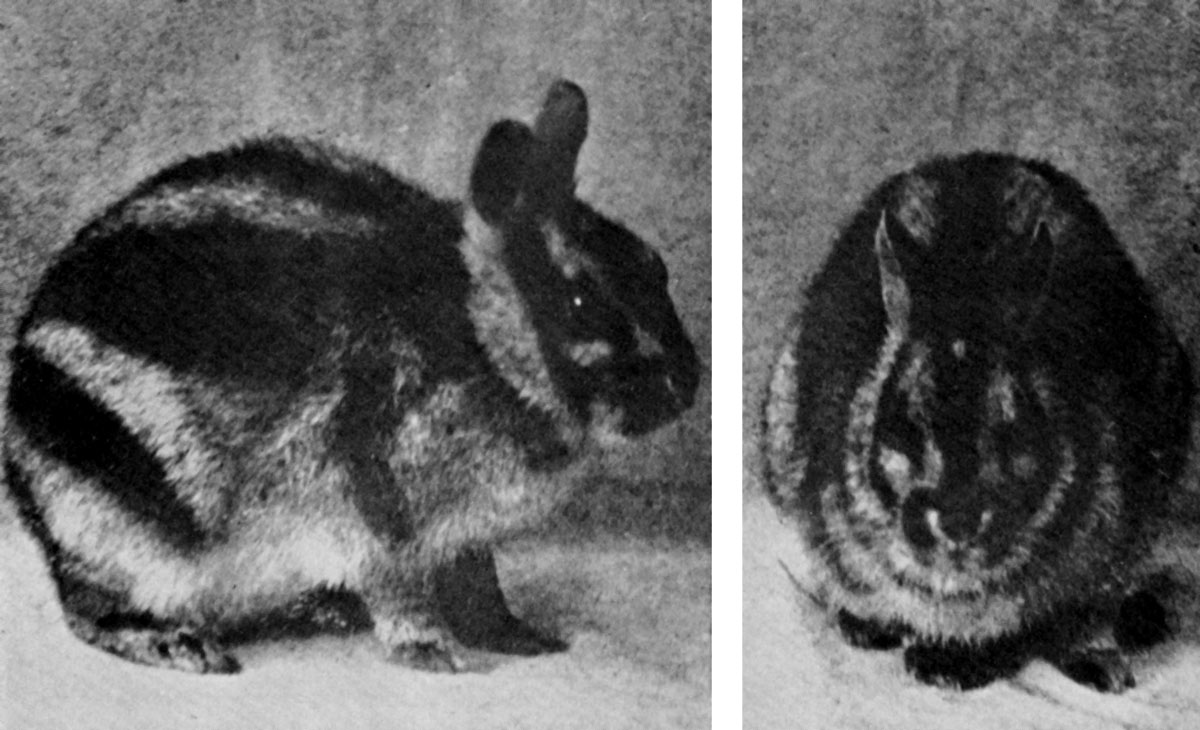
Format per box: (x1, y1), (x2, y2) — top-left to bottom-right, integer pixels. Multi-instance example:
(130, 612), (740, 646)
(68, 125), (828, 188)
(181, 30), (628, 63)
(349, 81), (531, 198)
(545, 79), (587, 108)
(539, 80), (589, 136)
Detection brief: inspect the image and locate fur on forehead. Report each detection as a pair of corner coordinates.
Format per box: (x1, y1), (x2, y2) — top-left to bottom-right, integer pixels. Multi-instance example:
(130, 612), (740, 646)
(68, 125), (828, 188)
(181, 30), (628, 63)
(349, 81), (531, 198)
(558, 204), (656, 271)
(886, 157), (1066, 254)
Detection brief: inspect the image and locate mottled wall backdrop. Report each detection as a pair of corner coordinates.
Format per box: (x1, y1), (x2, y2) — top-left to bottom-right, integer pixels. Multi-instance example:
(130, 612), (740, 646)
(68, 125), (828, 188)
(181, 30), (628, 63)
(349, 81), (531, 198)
(0, 0), (710, 491)
(744, 0), (1200, 481)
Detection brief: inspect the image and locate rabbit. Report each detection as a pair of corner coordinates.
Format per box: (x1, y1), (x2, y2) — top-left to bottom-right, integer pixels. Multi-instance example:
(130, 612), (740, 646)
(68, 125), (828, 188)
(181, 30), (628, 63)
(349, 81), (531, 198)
(762, 152), (1193, 691)
(2, 80), (701, 674)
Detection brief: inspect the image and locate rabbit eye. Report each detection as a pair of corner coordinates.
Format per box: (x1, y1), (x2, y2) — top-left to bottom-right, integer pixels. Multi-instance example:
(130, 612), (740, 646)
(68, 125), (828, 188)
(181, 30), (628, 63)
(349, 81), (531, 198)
(566, 289), (589, 317)
(563, 283), (597, 326)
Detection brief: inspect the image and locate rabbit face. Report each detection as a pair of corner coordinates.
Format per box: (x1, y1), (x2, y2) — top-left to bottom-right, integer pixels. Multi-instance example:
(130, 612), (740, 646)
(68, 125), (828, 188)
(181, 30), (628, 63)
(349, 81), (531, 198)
(856, 333), (1090, 594)
(841, 204), (1086, 595)
(465, 82), (699, 443)
(537, 202), (700, 438)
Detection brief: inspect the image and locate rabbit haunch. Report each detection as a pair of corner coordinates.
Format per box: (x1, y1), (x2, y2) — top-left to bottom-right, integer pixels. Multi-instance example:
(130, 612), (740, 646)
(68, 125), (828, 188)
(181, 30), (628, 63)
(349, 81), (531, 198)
(4, 80), (699, 673)
(763, 152), (1191, 689)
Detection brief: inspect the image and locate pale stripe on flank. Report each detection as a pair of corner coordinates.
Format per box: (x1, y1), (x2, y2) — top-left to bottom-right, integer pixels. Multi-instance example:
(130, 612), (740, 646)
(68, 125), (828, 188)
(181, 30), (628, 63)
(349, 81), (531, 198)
(23, 321), (224, 523)
(6, 415), (373, 623)
(762, 318), (805, 502)
(114, 181), (379, 237)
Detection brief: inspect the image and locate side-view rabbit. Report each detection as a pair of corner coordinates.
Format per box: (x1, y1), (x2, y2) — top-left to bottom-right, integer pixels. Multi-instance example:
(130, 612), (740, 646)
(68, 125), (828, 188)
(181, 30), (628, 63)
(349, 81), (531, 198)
(762, 152), (1193, 691)
(3, 80), (701, 674)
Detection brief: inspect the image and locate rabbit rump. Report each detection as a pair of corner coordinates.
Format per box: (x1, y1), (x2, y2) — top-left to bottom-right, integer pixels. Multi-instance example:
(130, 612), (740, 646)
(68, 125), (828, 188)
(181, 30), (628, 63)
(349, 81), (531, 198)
(762, 152), (1192, 691)
(4, 80), (700, 674)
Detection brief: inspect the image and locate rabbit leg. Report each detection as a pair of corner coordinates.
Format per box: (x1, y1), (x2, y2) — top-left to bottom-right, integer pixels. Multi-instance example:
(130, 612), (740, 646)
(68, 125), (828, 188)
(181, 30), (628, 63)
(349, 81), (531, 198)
(1052, 645), (1135, 692)
(1041, 595), (1163, 692)
(58, 575), (237, 673)
(68, 613), (239, 673)
(362, 562), (470, 673)
(1114, 588), (1171, 650)
(903, 638), (1026, 690)
(1046, 602), (1152, 693)
(435, 547), (567, 655)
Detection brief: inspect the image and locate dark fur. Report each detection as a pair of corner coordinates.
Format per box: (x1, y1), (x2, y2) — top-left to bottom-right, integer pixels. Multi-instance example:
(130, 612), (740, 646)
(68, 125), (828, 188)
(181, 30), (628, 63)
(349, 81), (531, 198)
(4, 80), (699, 673)
(763, 152), (1192, 691)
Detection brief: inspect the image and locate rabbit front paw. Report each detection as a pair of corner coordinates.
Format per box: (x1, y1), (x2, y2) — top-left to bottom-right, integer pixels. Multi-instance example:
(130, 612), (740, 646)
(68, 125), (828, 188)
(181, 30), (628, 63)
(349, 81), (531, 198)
(373, 612), (470, 673)
(435, 548), (567, 656)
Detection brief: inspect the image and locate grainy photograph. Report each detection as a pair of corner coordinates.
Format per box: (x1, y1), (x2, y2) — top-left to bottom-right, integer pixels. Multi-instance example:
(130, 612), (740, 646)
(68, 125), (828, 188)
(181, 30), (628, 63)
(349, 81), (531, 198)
(744, 1), (1200, 728)
(0, 2), (710, 728)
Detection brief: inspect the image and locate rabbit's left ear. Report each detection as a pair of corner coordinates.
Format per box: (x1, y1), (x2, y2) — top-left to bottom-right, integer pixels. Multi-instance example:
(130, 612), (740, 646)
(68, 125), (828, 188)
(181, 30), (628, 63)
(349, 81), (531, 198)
(469, 120), (535, 224)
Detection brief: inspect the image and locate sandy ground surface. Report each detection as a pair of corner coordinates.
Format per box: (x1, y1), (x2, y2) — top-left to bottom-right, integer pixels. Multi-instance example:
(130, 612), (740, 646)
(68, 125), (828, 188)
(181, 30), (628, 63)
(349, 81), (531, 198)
(744, 490), (1200, 730)
(1, 491), (711, 730)
(0, 2), (711, 728)
(744, 1), (1200, 727)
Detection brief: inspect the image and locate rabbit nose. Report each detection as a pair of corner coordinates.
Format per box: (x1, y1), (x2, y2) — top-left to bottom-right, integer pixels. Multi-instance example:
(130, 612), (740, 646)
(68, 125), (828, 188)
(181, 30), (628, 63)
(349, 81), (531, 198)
(902, 492), (992, 549)
(928, 506), (992, 545)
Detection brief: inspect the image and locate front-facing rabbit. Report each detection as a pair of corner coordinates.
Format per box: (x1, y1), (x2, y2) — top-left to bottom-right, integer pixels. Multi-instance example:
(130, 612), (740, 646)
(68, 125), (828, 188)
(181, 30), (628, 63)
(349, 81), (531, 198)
(762, 152), (1192, 691)
(3, 80), (701, 674)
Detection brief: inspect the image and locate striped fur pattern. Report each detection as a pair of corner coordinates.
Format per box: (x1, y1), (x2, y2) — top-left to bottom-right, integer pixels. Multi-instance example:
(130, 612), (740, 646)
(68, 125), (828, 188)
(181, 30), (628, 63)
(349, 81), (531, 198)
(763, 152), (1192, 691)
(3, 80), (699, 674)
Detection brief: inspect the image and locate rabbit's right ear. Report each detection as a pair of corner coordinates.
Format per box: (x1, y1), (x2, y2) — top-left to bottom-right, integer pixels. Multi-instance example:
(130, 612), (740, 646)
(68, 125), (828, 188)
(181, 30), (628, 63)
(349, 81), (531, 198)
(875, 210), (912, 336)
(470, 120), (535, 223)
(531, 80), (588, 195)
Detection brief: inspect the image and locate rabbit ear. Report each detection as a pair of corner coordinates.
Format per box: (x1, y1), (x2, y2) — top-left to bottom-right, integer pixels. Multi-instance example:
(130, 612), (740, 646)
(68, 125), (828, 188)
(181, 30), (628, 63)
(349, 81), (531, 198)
(469, 120), (535, 223)
(875, 210), (912, 335)
(1022, 219), (1055, 295)
(468, 82), (588, 223)
(1006, 219), (1055, 332)
(531, 80), (589, 196)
